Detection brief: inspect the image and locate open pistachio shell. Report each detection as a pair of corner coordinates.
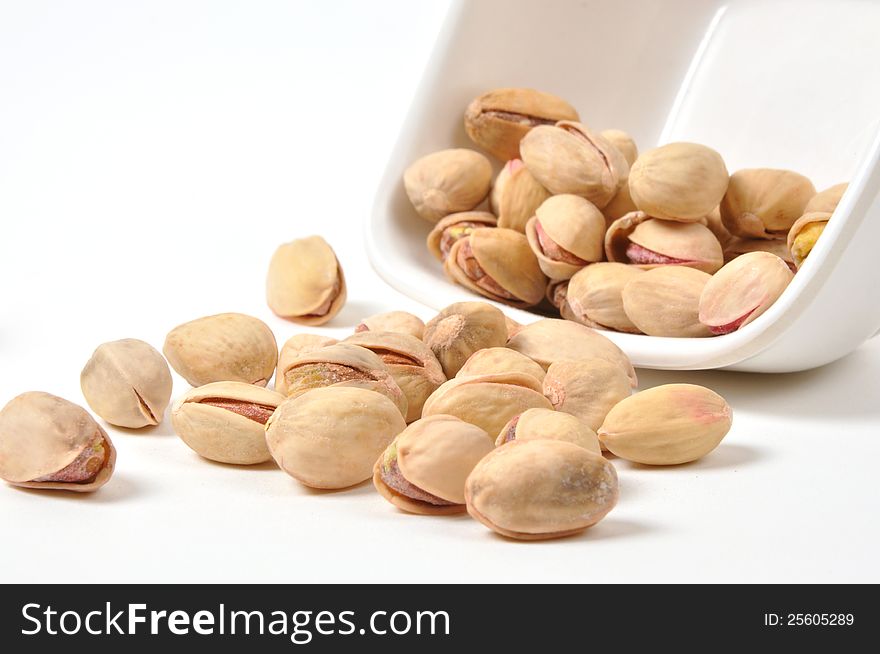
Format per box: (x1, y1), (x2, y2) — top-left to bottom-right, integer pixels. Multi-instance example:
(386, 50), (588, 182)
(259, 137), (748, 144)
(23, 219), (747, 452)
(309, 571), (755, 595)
(600, 179), (639, 228)
(423, 301), (508, 377)
(426, 211), (497, 262)
(490, 159), (551, 232)
(720, 168), (815, 239)
(599, 129), (638, 167)
(723, 237), (796, 272)
(542, 359), (632, 432)
(621, 266), (713, 337)
(403, 149), (492, 223)
(0, 392), (115, 492)
(496, 408), (601, 454)
(804, 183), (847, 214)
(787, 211), (832, 269)
(275, 334), (339, 395)
(456, 347), (546, 383)
(567, 262), (644, 333)
(525, 194), (605, 281)
(545, 279), (580, 322)
(354, 311), (426, 340)
(266, 236), (346, 325)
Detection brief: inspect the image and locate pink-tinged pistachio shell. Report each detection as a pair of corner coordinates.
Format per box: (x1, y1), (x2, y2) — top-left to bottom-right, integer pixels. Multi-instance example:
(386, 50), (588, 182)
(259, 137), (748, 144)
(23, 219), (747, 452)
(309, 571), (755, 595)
(465, 440), (618, 540)
(0, 391), (115, 492)
(598, 384), (732, 465)
(567, 263), (644, 333)
(496, 408), (601, 454)
(504, 315), (523, 340)
(698, 251), (794, 335)
(275, 334), (338, 395)
(601, 179), (639, 228)
(804, 183), (848, 214)
(354, 311), (425, 340)
(374, 414), (494, 515)
(163, 313), (278, 387)
(704, 206), (732, 247)
(520, 121), (629, 208)
(423, 301), (508, 378)
(720, 168), (815, 239)
(621, 266), (713, 337)
(456, 347), (546, 383)
(490, 159), (551, 232)
(404, 148), (492, 223)
(787, 211), (832, 269)
(542, 359), (632, 432)
(600, 129), (638, 167)
(445, 228), (548, 308)
(426, 211), (497, 261)
(723, 237), (796, 272)
(464, 88), (580, 162)
(266, 236), (346, 325)
(525, 194), (605, 280)
(266, 386), (406, 489)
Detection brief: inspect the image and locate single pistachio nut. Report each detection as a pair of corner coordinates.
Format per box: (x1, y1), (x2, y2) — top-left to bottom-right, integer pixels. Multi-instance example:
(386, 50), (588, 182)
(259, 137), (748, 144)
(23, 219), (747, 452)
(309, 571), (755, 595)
(456, 346), (546, 383)
(804, 182), (848, 214)
(163, 313), (278, 387)
(496, 408), (601, 454)
(275, 334), (339, 395)
(699, 251), (794, 335)
(621, 266), (713, 337)
(723, 237), (796, 272)
(599, 129), (638, 167)
(0, 391), (115, 492)
(629, 142), (729, 221)
(520, 121), (629, 208)
(525, 194), (605, 280)
(489, 159), (551, 232)
(445, 228), (548, 308)
(80, 338), (173, 428)
(465, 440), (618, 540)
(354, 311), (426, 340)
(787, 211), (832, 269)
(704, 205), (732, 248)
(403, 149), (492, 223)
(374, 414), (494, 515)
(566, 262), (644, 333)
(542, 358), (632, 432)
(464, 87), (580, 162)
(171, 382), (283, 465)
(266, 386), (406, 489)
(720, 168), (816, 239)
(427, 211), (497, 262)
(422, 301), (508, 377)
(600, 179), (638, 227)
(598, 383), (732, 465)
(266, 235), (346, 325)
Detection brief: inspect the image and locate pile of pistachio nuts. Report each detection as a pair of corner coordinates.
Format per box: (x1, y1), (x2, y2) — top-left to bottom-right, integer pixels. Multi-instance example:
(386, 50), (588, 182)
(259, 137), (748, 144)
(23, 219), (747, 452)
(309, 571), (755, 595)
(404, 87), (848, 337)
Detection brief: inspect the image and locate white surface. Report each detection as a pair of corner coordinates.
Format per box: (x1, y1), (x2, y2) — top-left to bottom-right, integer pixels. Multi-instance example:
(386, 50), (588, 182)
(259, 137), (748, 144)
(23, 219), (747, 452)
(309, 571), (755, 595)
(1, 0), (879, 583)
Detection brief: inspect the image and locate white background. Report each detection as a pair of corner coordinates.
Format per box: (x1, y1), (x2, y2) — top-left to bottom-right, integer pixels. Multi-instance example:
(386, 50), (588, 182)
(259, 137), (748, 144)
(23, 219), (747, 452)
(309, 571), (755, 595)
(1, 0), (879, 583)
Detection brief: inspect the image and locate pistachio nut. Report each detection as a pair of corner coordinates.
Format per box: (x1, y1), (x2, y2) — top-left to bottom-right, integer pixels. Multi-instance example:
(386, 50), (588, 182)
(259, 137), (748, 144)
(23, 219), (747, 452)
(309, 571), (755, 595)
(354, 310), (426, 340)
(520, 121), (629, 208)
(266, 386), (406, 489)
(489, 159), (550, 232)
(344, 331), (445, 423)
(628, 142), (729, 221)
(599, 128), (638, 167)
(0, 392), (115, 492)
(787, 211), (832, 269)
(698, 251), (793, 335)
(566, 262), (644, 333)
(403, 149), (492, 223)
(373, 414), (494, 515)
(723, 237), (795, 272)
(600, 179), (638, 227)
(80, 338), (173, 428)
(525, 194), (605, 280)
(421, 372), (552, 437)
(605, 211), (723, 273)
(464, 87), (580, 162)
(266, 236), (346, 325)
(455, 346), (546, 383)
(444, 228), (547, 308)
(546, 279), (580, 322)
(804, 182), (847, 214)
(504, 315), (523, 340)
(542, 358), (632, 432)
(422, 301), (508, 377)
(704, 205), (732, 248)
(496, 408), (601, 454)
(171, 382), (283, 465)
(163, 313), (278, 387)
(465, 440), (618, 540)
(426, 211), (497, 262)
(719, 168), (815, 239)
(620, 266), (713, 337)
(598, 384), (732, 465)
(275, 334), (339, 395)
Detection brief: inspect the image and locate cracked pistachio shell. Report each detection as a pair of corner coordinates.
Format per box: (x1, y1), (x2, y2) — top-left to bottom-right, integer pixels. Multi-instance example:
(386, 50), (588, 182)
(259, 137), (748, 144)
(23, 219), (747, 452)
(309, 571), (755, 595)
(601, 179), (639, 228)
(403, 149), (492, 223)
(426, 211), (497, 262)
(164, 313), (277, 387)
(723, 237), (795, 271)
(567, 263), (644, 333)
(525, 195), (605, 280)
(621, 266), (713, 337)
(598, 384), (732, 465)
(266, 386), (405, 489)
(275, 334), (339, 395)
(373, 414), (494, 515)
(507, 319), (637, 386)
(465, 440), (618, 540)
(423, 301), (508, 377)
(266, 236), (346, 325)
(80, 338), (172, 428)
(489, 159), (551, 232)
(546, 280), (580, 322)
(520, 121), (629, 208)
(0, 392), (115, 492)
(720, 168), (815, 239)
(355, 311), (425, 340)
(496, 408), (600, 454)
(344, 331), (445, 423)
(698, 251), (793, 335)
(445, 228), (547, 308)
(422, 372), (552, 437)
(542, 359), (632, 432)
(629, 142), (729, 221)
(787, 211), (832, 269)
(600, 129), (639, 167)
(804, 183), (847, 214)
(171, 382), (283, 465)
(456, 346), (545, 383)
(464, 88), (580, 162)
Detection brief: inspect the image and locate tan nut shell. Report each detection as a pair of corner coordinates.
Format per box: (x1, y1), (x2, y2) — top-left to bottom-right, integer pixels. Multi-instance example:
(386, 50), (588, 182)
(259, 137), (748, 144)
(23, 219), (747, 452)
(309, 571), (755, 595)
(787, 211), (832, 269)
(464, 88), (580, 162)
(542, 359), (632, 432)
(526, 194), (605, 280)
(423, 301), (508, 378)
(704, 206), (732, 247)
(421, 372), (552, 437)
(720, 168), (815, 239)
(497, 408), (600, 454)
(598, 384), (732, 465)
(621, 266), (713, 337)
(465, 440), (618, 540)
(355, 311), (425, 339)
(600, 179), (638, 227)
(804, 183), (847, 214)
(629, 142), (729, 221)
(723, 237), (795, 270)
(0, 392), (115, 492)
(275, 334), (339, 395)
(80, 338), (172, 428)
(456, 347), (546, 383)
(403, 149), (492, 223)
(490, 159), (551, 232)
(266, 236), (346, 325)
(163, 313), (278, 387)
(600, 129), (638, 167)
(266, 386), (405, 489)
(426, 211), (497, 262)
(566, 263), (644, 333)
(171, 382), (283, 464)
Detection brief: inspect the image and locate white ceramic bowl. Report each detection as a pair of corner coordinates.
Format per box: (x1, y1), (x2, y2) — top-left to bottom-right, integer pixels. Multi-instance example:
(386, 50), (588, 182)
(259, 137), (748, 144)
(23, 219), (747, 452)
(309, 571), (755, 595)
(368, 0), (880, 372)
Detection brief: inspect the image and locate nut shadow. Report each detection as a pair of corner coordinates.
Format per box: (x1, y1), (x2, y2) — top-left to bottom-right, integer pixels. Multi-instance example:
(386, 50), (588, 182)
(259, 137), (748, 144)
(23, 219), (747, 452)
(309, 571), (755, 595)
(297, 479), (376, 497)
(481, 517), (656, 545)
(10, 473), (140, 504)
(616, 443), (763, 473)
(110, 418), (175, 438)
